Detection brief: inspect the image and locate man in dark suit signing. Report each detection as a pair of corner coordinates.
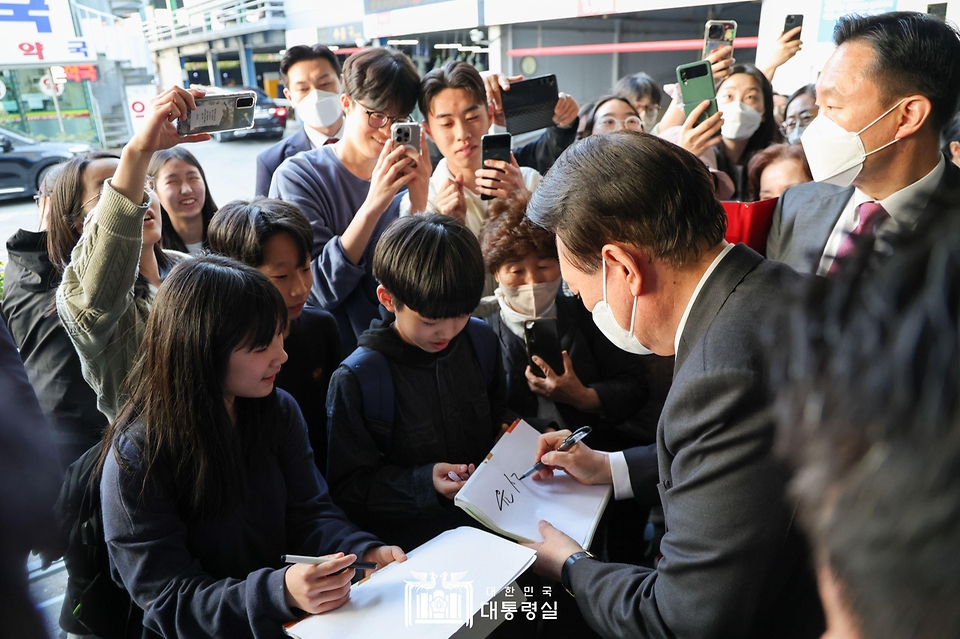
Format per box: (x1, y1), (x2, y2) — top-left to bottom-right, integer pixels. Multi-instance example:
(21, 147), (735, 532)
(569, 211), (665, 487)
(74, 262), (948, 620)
(521, 131), (823, 638)
(767, 12), (960, 275)
(255, 44), (345, 196)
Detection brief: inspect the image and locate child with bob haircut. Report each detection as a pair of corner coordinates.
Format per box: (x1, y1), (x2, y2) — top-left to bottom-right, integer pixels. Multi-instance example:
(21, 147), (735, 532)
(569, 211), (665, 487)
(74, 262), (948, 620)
(99, 254), (404, 638)
(208, 198), (342, 472)
(325, 214), (518, 551)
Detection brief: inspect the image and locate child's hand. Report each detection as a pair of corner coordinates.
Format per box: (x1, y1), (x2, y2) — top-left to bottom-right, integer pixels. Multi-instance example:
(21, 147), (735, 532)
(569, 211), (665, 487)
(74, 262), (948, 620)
(283, 552), (356, 614)
(362, 545), (407, 577)
(433, 463), (476, 499)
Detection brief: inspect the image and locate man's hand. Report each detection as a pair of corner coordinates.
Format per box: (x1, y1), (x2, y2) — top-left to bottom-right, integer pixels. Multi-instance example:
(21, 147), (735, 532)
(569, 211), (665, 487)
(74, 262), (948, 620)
(404, 127), (433, 213)
(435, 174), (466, 221)
(520, 520), (584, 582)
(531, 430), (612, 485)
(553, 93), (579, 129)
(481, 71), (523, 127)
(475, 152), (527, 199)
(433, 462), (476, 499)
(678, 101), (723, 158)
(525, 352), (600, 412)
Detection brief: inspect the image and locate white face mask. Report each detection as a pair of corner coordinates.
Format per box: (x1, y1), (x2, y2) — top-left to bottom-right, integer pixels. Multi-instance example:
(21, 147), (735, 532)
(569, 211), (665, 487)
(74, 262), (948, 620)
(295, 89), (342, 129)
(800, 99), (905, 187)
(719, 101), (763, 141)
(591, 259), (653, 356)
(499, 279), (561, 319)
(787, 125), (807, 145)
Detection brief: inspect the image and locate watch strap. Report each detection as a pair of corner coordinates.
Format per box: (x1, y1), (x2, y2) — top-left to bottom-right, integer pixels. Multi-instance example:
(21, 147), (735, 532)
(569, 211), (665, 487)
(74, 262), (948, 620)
(561, 550), (595, 596)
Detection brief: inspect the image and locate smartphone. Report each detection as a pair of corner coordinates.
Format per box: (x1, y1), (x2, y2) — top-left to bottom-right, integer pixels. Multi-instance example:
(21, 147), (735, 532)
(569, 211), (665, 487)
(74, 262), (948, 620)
(480, 133), (512, 201)
(176, 91), (257, 136)
(524, 318), (564, 378)
(501, 74), (559, 135)
(676, 61), (718, 126)
(702, 19), (737, 59)
(390, 121), (420, 155)
(784, 14), (803, 40)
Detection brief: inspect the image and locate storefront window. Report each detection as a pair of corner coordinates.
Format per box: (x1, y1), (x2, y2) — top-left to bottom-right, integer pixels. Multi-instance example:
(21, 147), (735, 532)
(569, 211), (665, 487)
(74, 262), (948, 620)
(0, 68), (99, 143)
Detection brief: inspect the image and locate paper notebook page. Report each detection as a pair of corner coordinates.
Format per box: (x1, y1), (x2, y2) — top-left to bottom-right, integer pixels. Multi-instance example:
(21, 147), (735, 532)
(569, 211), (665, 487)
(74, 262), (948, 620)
(284, 527), (535, 639)
(455, 421), (611, 546)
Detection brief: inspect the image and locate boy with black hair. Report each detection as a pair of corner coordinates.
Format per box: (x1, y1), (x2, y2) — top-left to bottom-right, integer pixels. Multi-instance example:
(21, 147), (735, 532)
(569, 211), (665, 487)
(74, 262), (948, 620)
(255, 44), (344, 196)
(325, 214), (518, 551)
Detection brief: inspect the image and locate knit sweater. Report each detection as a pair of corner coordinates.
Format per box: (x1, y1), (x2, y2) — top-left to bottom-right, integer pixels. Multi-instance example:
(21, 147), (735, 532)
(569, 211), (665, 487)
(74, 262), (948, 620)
(56, 179), (185, 422)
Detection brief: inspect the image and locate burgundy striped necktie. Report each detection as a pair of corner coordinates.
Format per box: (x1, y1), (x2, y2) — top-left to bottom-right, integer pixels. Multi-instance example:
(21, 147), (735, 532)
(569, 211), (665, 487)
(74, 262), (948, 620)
(828, 201), (890, 275)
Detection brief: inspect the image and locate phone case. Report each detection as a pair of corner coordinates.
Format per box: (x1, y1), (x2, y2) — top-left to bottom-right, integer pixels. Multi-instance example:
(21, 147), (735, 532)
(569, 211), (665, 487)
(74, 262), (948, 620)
(784, 14), (803, 40)
(176, 92), (257, 136)
(480, 133), (512, 201)
(702, 20), (737, 59)
(501, 75), (559, 135)
(524, 318), (564, 378)
(676, 61), (718, 126)
(391, 122), (420, 154)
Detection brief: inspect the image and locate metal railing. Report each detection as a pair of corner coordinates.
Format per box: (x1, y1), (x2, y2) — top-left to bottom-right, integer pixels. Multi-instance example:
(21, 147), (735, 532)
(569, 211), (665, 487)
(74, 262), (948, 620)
(71, 1), (153, 69)
(141, 0), (285, 49)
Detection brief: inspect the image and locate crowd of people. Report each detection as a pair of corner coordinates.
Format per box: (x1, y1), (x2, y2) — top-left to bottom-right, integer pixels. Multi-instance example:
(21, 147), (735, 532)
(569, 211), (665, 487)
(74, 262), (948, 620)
(2, 9), (960, 639)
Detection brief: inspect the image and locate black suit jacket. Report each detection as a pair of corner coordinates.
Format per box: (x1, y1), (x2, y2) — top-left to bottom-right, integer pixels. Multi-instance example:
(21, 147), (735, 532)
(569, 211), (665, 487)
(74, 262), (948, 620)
(767, 154), (960, 273)
(568, 245), (824, 639)
(255, 127), (313, 197)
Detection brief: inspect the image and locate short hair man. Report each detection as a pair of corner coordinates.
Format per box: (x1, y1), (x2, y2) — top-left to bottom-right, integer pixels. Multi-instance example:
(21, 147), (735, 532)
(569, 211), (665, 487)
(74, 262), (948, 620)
(404, 61), (542, 238)
(773, 212), (960, 639)
(767, 11), (960, 275)
(521, 131), (823, 638)
(255, 44), (343, 196)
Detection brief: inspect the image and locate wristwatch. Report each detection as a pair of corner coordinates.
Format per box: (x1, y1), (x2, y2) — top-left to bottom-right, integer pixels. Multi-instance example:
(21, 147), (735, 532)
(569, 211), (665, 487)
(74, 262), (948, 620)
(561, 550), (595, 597)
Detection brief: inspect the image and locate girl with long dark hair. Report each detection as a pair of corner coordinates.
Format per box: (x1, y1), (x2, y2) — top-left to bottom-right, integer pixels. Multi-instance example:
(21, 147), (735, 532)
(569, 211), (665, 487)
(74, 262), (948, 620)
(99, 254), (403, 637)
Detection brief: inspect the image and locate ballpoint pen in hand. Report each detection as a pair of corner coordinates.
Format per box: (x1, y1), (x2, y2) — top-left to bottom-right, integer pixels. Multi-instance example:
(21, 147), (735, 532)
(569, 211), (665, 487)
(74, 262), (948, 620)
(518, 426), (592, 480)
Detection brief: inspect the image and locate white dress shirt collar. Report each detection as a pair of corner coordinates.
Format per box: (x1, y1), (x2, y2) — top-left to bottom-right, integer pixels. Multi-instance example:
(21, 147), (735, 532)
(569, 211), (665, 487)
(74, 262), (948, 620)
(674, 242), (735, 355)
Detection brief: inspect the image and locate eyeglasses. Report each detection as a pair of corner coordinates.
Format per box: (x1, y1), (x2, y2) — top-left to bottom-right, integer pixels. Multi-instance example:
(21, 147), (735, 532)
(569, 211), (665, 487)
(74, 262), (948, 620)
(780, 112), (816, 135)
(636, 104), (660, 117)
(594, 115), (644, 133)
(353, 99), (409, 129)
(79, 178), (155, 212)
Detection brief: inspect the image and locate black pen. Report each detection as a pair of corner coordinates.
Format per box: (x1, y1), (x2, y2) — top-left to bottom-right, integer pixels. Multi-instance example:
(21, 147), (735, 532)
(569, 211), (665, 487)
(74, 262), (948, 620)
(518, 426), (592, 480)
(281, 554), (378, 571)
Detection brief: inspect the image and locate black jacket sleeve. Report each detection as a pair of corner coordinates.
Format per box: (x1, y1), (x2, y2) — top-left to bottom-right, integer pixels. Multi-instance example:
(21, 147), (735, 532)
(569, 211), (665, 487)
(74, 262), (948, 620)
(512, 122), (578, 175)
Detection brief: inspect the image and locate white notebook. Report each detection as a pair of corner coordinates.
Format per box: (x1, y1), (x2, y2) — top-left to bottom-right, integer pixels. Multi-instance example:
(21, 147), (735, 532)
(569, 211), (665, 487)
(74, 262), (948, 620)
(283, 527), (536, 639)
(455, 420), (612, 548)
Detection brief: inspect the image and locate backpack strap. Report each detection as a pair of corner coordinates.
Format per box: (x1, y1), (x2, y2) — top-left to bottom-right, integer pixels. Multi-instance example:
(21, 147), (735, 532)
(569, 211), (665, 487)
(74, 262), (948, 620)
(342, 346), (395, 425)
(465, 317), (497, 390)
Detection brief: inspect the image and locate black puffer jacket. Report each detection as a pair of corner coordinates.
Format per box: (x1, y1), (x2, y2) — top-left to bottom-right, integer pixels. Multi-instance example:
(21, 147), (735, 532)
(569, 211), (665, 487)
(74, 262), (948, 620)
(2, 229), (107, 470)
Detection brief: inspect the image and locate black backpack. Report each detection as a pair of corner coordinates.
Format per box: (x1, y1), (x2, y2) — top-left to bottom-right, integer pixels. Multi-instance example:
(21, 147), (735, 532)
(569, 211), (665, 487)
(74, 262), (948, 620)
(55, 443), (143, 638)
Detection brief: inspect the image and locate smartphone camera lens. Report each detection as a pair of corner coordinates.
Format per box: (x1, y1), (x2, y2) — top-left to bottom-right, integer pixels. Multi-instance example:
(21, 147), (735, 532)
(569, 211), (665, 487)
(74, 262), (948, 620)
(236, 96), (254, 108)
(709, 24), (723, 39)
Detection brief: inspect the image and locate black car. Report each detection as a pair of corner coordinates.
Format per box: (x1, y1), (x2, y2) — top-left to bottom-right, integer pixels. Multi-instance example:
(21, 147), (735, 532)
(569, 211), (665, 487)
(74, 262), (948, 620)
(211, 86), (287, 141)
(0, 126), (92, 201)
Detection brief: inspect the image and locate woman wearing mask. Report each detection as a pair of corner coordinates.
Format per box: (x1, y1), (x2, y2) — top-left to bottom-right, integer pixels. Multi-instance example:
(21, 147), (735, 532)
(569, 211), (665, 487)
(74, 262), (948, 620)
(479, 193), (650, 451)
(712, 64), (782, 199)
(781, 84), (818, 145)
(147, 147), (218, 254)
